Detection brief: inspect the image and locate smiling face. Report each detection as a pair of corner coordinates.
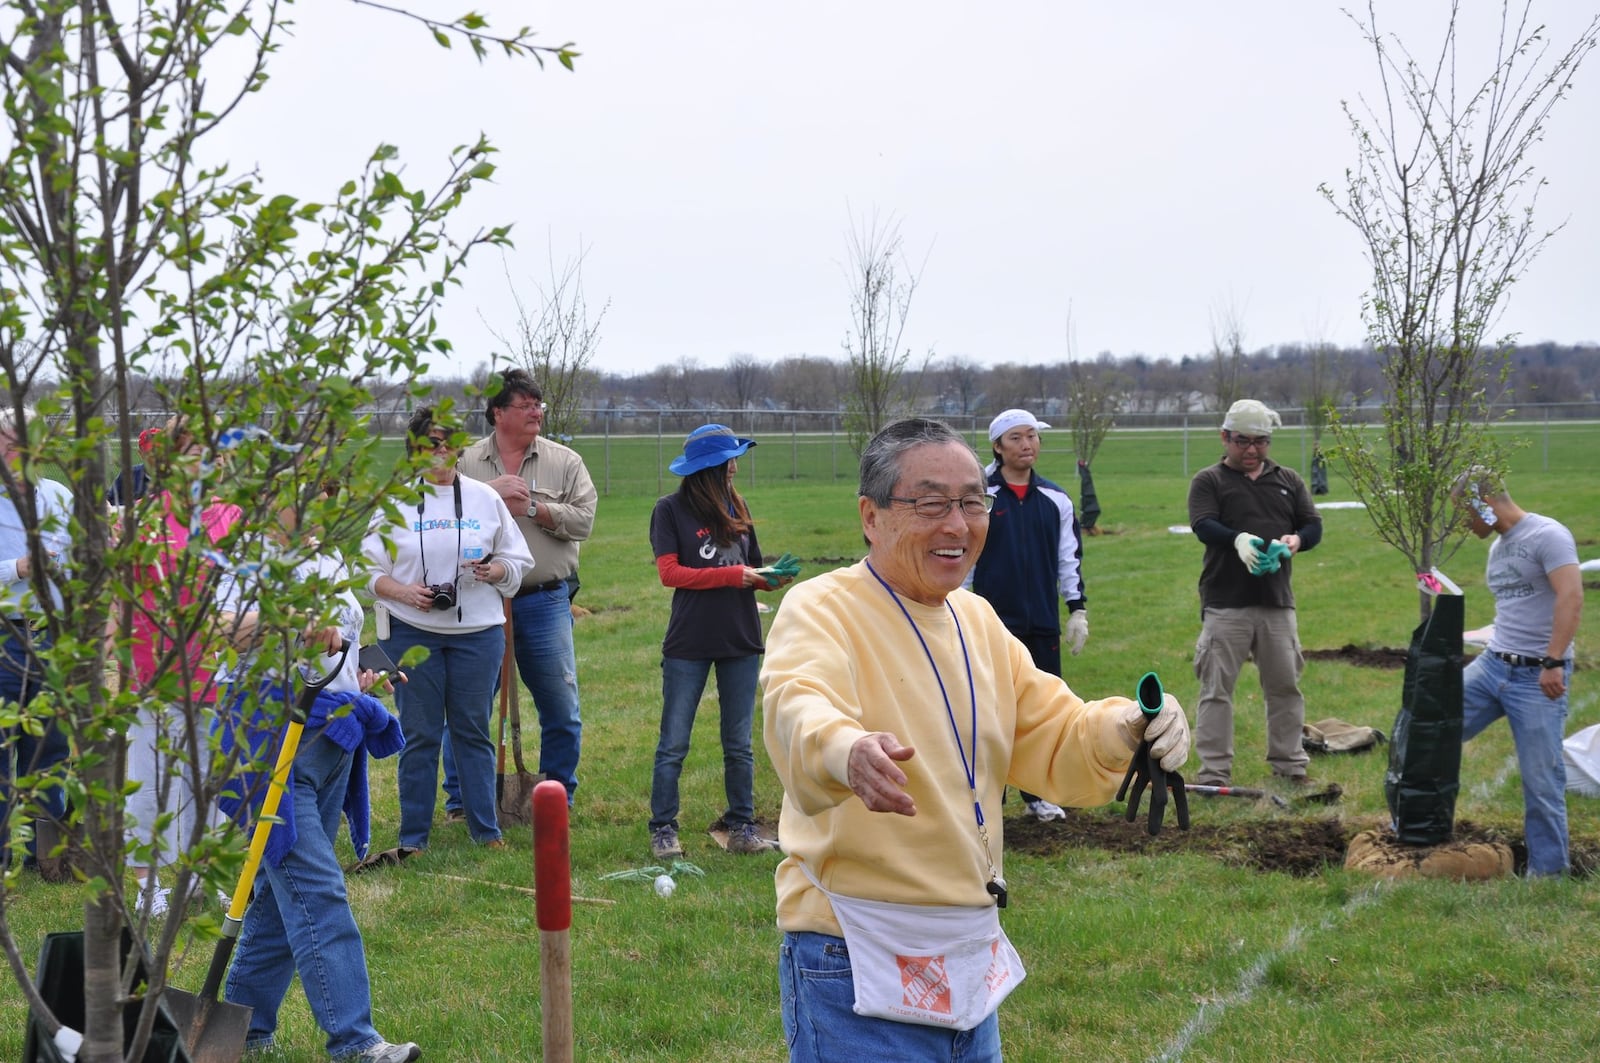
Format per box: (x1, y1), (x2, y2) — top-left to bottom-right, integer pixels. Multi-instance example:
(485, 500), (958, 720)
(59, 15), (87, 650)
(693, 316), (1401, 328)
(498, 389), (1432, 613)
(860, 440), (989, 607)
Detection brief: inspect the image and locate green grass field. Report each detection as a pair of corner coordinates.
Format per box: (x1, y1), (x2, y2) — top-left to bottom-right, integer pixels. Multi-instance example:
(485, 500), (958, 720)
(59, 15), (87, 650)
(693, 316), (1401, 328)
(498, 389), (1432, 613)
(4, 422), (1599, 1061)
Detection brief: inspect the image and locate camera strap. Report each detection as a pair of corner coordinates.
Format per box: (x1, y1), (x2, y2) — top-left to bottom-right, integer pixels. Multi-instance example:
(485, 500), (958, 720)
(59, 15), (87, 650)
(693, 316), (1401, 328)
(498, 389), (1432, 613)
(418, 475), (465, 622)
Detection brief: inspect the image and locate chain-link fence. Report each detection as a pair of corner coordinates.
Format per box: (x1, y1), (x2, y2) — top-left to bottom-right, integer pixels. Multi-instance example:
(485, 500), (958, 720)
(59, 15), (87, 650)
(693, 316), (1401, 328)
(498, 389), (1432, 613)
(107, 401), (1600, 497)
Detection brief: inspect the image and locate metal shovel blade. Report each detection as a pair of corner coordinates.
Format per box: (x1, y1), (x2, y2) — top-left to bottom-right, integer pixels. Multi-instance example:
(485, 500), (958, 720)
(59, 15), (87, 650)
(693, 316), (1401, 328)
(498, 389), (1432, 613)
(164, 987), (252, 1063)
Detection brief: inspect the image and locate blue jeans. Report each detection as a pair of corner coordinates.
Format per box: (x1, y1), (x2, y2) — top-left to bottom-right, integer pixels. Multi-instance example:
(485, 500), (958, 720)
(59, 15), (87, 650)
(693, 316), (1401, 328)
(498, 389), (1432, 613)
(0, 627), (68, 868)
(443, 584), (582, 807)
(780, 932), (1003, 1062)
(382, 619), (504, 847)
(225, 733), (385, 1058)
(1462, 653), (1571, 876)
(649, 655), (759, 832)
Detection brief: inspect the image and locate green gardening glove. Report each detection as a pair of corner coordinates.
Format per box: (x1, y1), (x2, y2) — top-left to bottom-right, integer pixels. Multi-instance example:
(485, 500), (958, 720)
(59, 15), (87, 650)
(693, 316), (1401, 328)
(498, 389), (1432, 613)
(1252, 540), (1293, 576)
(756, 552), (802, 586)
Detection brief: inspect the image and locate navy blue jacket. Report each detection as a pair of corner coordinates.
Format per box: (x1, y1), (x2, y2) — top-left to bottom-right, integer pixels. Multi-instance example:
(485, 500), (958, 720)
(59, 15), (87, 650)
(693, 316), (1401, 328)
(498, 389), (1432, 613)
(966, 466), (1085, 637)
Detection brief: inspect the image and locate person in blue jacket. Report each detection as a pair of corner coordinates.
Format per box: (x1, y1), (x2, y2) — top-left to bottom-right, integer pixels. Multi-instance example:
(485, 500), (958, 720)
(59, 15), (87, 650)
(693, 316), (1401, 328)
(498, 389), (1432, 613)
(965, 409), (1088, 822)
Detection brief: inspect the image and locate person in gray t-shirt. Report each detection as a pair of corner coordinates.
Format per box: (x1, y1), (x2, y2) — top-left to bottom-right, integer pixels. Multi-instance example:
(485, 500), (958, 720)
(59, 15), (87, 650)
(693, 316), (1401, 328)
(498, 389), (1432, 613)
(1453, 467), (1583, 876)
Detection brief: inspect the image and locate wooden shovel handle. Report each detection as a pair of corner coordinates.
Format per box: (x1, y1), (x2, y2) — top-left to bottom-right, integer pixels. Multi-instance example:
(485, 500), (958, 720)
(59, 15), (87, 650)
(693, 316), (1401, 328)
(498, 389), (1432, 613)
(498, 598), (513, 774)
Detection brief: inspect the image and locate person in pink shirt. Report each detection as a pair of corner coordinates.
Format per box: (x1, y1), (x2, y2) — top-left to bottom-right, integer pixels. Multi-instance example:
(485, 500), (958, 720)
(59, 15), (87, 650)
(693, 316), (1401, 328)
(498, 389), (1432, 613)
(119, 417), (241, 916)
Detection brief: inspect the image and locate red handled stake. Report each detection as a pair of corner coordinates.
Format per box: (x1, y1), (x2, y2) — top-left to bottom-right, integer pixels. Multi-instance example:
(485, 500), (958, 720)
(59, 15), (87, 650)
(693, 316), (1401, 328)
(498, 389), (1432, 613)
(533, 780), (573, 1063)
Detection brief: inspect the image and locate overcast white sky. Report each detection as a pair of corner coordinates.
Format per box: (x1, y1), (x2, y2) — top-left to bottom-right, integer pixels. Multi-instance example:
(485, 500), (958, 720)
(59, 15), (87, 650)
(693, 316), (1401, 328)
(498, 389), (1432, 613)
(205, 1), (1600, 378)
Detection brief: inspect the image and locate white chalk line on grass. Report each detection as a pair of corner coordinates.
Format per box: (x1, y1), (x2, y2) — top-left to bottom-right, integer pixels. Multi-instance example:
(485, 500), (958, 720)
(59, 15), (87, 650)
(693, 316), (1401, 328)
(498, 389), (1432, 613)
(1156, 684), (1597, 1061)
(1147, 883), (1388, 1063)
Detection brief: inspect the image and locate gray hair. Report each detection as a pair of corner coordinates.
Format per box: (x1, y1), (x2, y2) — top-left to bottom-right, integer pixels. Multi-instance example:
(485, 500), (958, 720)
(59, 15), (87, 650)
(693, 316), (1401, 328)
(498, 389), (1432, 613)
(858, 418), (974, 504)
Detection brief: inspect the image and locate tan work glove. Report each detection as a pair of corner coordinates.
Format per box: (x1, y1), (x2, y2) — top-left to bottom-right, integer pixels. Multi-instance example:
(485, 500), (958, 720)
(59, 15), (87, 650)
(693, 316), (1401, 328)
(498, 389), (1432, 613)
(1117, 694), (1191, 773)
(1233, 532), (1264, 573)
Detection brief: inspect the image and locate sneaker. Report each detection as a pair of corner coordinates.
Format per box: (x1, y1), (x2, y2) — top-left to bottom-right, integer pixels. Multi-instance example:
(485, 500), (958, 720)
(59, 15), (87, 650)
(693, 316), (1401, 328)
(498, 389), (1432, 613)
(651, 825), (683, 860)
(726, 822), (772, 855)
(482, 838), (507, 851)
(1023, 799), (1067, 822)
(444, 808), (467, 824)
(356, 1041), (420, 1063)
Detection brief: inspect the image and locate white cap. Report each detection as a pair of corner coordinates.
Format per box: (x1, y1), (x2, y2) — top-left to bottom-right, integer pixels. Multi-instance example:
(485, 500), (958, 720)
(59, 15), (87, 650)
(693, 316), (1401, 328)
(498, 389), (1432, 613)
(988, 409), (1051, 441)
(1221, 399), (1281, 435)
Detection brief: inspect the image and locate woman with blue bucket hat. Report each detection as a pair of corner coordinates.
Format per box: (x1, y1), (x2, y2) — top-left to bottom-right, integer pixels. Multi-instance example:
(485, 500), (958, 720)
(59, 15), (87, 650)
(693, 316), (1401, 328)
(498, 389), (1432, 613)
(647, 425), (798, 859)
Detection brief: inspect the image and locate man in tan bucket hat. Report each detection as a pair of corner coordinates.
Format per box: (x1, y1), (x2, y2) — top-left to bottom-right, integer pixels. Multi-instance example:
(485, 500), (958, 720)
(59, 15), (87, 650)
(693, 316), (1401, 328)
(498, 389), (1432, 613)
(1186, 399), (1323, 787)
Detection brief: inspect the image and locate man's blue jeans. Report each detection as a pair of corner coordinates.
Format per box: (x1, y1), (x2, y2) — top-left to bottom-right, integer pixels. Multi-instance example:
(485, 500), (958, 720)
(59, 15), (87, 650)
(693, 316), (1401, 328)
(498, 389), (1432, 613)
(649, 655), (759, 832)
(779, 931), (1002, 1062)
(381, 619), (504, 847)
(442, 583), (582, 809)
(0, 627), (68, 868)
(1462, 652), (1572, 876)
(226, 733), (386, 1059)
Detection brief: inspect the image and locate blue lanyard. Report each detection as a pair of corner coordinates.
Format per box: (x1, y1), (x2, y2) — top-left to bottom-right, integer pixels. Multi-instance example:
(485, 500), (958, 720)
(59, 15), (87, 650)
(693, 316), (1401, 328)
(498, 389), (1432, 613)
(864, 560), (987, 830)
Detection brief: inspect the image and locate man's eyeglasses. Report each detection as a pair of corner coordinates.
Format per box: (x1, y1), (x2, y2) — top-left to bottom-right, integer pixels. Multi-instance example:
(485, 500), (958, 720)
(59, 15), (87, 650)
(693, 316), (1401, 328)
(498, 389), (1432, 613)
(505, 400), (548, 414)
(1228, 433), (1271, 449)
(887, 494), (994, 519)
(426, 435), (455, 451)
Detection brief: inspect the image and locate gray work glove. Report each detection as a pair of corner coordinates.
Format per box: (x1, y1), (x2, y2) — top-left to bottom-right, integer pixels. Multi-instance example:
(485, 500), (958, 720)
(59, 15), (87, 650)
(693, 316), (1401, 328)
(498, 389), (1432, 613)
(1233, 532), (1265, 573)
(1064, 611), (1089, 656)
(1117, 694), (1191, 773)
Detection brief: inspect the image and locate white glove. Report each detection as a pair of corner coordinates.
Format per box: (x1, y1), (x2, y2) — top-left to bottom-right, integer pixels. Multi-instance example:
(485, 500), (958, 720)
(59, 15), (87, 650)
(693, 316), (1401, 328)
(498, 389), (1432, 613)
(1233, 532), (1264, 573)
(1119, 694), (1191, 773)
(1064, 611), (1089, 656)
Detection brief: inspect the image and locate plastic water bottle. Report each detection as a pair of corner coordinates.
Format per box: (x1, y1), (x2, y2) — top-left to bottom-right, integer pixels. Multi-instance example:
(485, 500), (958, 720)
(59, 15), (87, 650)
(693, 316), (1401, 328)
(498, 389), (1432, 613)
(653, 874), (676, 898)
(461, 531), (485, 579)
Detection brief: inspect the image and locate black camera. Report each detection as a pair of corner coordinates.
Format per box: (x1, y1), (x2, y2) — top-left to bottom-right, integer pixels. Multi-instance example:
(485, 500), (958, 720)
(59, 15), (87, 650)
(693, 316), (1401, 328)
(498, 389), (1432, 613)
(428, 582), (457, 610)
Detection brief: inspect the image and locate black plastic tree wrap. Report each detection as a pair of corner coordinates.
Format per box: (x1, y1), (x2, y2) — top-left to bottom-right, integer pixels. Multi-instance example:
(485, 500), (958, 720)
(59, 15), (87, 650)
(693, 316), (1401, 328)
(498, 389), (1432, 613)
(1384, 593), (1465, 845)
(1076, 461), (1101, 532)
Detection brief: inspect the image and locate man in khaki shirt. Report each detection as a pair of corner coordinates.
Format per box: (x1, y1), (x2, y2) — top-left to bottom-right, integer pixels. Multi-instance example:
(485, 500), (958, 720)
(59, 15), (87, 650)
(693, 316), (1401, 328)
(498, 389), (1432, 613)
(453, 368), (597, 804)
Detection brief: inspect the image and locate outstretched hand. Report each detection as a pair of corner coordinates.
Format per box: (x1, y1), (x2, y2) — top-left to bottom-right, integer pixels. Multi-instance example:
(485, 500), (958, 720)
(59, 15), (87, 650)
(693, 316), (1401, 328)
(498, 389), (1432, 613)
(847, 732), (918, 816)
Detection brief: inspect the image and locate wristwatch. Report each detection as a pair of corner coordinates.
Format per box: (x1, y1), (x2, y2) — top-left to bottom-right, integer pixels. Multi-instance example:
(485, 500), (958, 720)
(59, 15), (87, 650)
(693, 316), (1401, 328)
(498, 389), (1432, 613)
(526, 498), (539, 519)
(1541, 656), (1564, 671)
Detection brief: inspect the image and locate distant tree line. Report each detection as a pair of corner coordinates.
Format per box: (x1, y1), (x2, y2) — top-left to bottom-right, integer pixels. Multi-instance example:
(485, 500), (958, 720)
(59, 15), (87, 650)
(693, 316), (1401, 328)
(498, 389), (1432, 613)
(50, 338), (1599, 437)
(531, 340), (1600, 419)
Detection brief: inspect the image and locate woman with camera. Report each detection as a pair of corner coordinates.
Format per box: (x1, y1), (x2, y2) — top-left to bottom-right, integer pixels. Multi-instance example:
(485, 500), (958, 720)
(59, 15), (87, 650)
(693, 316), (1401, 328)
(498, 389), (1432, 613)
(362, 408), (532, 855)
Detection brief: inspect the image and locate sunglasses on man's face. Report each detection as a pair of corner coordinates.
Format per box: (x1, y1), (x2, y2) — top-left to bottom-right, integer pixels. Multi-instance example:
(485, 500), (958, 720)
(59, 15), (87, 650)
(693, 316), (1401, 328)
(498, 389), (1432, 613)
(1229, 433), (1271, 449)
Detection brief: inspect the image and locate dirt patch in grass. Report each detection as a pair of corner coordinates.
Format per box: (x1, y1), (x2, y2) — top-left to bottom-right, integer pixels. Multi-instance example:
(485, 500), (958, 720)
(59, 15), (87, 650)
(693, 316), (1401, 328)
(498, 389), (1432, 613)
(1304, 644), (1411, 669)
(572, 603), (631, 617)
(1005, 808), (1600, 878)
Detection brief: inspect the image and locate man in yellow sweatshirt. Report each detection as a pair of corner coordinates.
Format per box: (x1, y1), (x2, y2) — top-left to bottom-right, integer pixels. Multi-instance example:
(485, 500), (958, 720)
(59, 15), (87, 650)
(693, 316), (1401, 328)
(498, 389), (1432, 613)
(762, 417), (1190, 1062)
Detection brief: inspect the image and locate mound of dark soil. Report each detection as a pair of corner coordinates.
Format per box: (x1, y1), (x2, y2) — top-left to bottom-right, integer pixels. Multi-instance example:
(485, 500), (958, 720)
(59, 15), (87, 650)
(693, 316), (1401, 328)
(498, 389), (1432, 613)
(1005, 807), (1347, 877)
(1304, 644), (1410, 669)
(1005, 808), (1600, 878)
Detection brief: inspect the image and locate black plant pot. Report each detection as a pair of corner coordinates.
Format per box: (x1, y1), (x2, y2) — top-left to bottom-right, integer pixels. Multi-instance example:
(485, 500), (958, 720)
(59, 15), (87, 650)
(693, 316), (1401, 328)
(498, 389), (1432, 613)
(23, 931), (192, 1063)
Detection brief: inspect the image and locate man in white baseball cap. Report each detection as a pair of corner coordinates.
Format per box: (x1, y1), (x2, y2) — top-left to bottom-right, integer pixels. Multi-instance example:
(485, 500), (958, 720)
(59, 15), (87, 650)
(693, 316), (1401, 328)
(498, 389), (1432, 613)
(964, 408), (1090, 822)
(1187, 398), (1322, 788)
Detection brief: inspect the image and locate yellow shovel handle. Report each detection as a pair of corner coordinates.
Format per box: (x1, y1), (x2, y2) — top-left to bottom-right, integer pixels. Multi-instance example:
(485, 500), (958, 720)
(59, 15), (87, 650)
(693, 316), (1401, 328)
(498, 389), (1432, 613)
(226, 718), (306, 923)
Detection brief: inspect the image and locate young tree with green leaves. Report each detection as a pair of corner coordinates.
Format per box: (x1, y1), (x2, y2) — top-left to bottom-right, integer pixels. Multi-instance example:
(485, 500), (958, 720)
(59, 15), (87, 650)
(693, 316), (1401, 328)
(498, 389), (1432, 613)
(1320, 0), (1598, 621)
(0, 4), (571, 1059)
